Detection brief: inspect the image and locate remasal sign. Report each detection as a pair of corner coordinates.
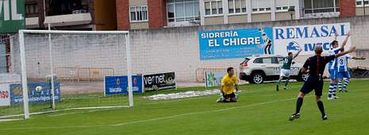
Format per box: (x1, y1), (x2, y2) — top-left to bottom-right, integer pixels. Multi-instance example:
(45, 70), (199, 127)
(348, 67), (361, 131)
(0, 0), (25, 33)
(273, 23), (351, 56)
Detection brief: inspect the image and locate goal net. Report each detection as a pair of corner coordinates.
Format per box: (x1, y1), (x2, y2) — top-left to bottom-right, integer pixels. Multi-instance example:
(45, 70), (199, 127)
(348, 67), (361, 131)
(1, 30), (133, 120)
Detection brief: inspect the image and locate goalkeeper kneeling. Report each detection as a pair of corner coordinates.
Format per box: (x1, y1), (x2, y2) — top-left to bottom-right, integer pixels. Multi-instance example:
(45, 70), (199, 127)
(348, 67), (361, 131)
(217, 67), (239, 103)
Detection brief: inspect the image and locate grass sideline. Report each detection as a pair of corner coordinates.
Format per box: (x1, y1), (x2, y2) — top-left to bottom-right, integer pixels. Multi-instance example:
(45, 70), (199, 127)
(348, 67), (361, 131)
(0, 80), (368, 135)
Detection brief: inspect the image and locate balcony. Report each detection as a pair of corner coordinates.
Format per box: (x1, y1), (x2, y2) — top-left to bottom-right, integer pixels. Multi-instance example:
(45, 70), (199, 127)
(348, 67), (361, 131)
(302, 7), (340, 19)
(44, 12), (92, 27)
(302, 12), (340, 19)
(25, 17), (39, 28)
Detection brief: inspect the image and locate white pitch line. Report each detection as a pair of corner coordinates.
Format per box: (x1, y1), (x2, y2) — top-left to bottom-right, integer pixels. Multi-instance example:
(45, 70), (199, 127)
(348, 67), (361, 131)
(47, 112), (82, 117)
(111, 97), (295, 126)
(0, 106), (129, 120)
(0, 97), (295, 131)
(0, 119), (22, 122)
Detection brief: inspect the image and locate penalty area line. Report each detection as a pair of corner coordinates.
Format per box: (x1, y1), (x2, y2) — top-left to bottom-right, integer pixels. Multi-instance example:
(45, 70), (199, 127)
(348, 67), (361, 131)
(0, 97), (296, 131)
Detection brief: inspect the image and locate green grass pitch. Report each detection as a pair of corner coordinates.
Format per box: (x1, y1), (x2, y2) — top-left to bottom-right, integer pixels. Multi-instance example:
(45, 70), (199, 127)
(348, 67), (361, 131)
(0, 80), (368, 135)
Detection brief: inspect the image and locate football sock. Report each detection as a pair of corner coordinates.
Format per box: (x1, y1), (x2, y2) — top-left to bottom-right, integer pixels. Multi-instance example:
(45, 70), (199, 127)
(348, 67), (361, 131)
(295, 97), (303, 114)
(317, 101), (326, 116)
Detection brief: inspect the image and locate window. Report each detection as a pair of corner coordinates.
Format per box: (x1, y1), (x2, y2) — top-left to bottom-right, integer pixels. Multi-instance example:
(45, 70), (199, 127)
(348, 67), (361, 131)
(356, 0), (369, 6)
(262, 58), (272, 64)
(26, 4), (38, 15)
(228, 0), (246, 14)
(303, 0), (339, 14)
(168, 4), (175, 22)
(130, 6), (148, 22)
(48, 0), (89, 16)
(252, 0), (271, 13)
(205, 1), (223, 16)
(273, 57), (288, 64)
(356, 0), (369, 7)
(228, 0), (234, 13)
(253, 58), (272, 64)
(167, 0), (199, 23)
(277, 57), (284, 64)
(275, 0), (289, 11)
(241, 0), (247, 12)
(254, 58), (263, 63)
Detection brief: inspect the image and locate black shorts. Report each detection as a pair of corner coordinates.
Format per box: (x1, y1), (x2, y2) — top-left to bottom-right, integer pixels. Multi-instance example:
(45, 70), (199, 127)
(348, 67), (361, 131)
(223, 93), (236, 99)
(300, 76), (324, 96)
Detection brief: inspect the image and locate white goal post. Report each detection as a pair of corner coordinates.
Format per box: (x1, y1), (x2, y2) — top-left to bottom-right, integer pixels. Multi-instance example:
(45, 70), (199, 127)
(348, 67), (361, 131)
(18, 30), (133, 119)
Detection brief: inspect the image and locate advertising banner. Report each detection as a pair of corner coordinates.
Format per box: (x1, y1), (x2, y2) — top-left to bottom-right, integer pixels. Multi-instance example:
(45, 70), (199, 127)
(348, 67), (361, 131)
(205, 71), (224, 88)
(144, 72), (176, 91)
(0, 84), (10, 106)
(104, 75), (144, 95)
(198, 27), (273, 60)
(10, 82), (61, 104)
(273, 23), (351, 56)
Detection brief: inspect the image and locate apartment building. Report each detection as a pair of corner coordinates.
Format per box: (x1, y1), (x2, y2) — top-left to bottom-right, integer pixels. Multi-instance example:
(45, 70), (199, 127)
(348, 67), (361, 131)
(25, 0), (117, 30)
(116, 0), (362, 30)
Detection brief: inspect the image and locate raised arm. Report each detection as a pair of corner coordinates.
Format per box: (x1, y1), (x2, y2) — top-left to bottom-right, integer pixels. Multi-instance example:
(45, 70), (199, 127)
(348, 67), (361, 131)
(293, 48), (303, 59)
(334, 33), (338, 41)
(336, 47), (356, 58)
(340, 31), (352, 49)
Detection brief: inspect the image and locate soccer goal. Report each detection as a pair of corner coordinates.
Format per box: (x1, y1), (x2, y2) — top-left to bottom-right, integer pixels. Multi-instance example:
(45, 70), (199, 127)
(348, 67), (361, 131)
(1, 30), (133, 120)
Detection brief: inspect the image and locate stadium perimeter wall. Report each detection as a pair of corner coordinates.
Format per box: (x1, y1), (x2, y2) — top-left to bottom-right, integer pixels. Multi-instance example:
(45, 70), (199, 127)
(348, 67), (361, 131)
(129, 16), (369, 82)
(15, 16), (369, 82)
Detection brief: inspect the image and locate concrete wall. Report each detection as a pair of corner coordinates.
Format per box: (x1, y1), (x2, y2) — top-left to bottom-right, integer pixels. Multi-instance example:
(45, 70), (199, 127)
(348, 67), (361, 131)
(275, 12), (292, 21)
(251, 13), (271, 22)
(356, 7), (369, 16)
(204, 16), (224, 25)
(131, 22), (149, 29)
(12, 35), (128, 80)
(15, 16), (369, 82)
(228, 15), (248, 24)
(129, 16), (369, 82)
(129, 0), (147, 6)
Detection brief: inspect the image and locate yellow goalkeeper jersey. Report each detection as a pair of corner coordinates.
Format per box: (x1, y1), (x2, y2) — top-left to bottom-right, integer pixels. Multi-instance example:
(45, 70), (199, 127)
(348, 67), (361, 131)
(221, 74), (238, 94)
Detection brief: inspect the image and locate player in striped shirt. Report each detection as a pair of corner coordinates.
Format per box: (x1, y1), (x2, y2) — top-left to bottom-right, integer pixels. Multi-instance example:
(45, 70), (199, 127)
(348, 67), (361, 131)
(336, 53), (365, 92)
(327, 32), (351, 100)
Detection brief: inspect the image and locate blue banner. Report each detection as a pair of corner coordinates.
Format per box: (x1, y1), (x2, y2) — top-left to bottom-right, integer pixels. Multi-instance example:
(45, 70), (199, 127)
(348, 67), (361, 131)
(9, 82), (61, 105)
(104, 75), (144, 95)
(198, 27), (274, 60)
